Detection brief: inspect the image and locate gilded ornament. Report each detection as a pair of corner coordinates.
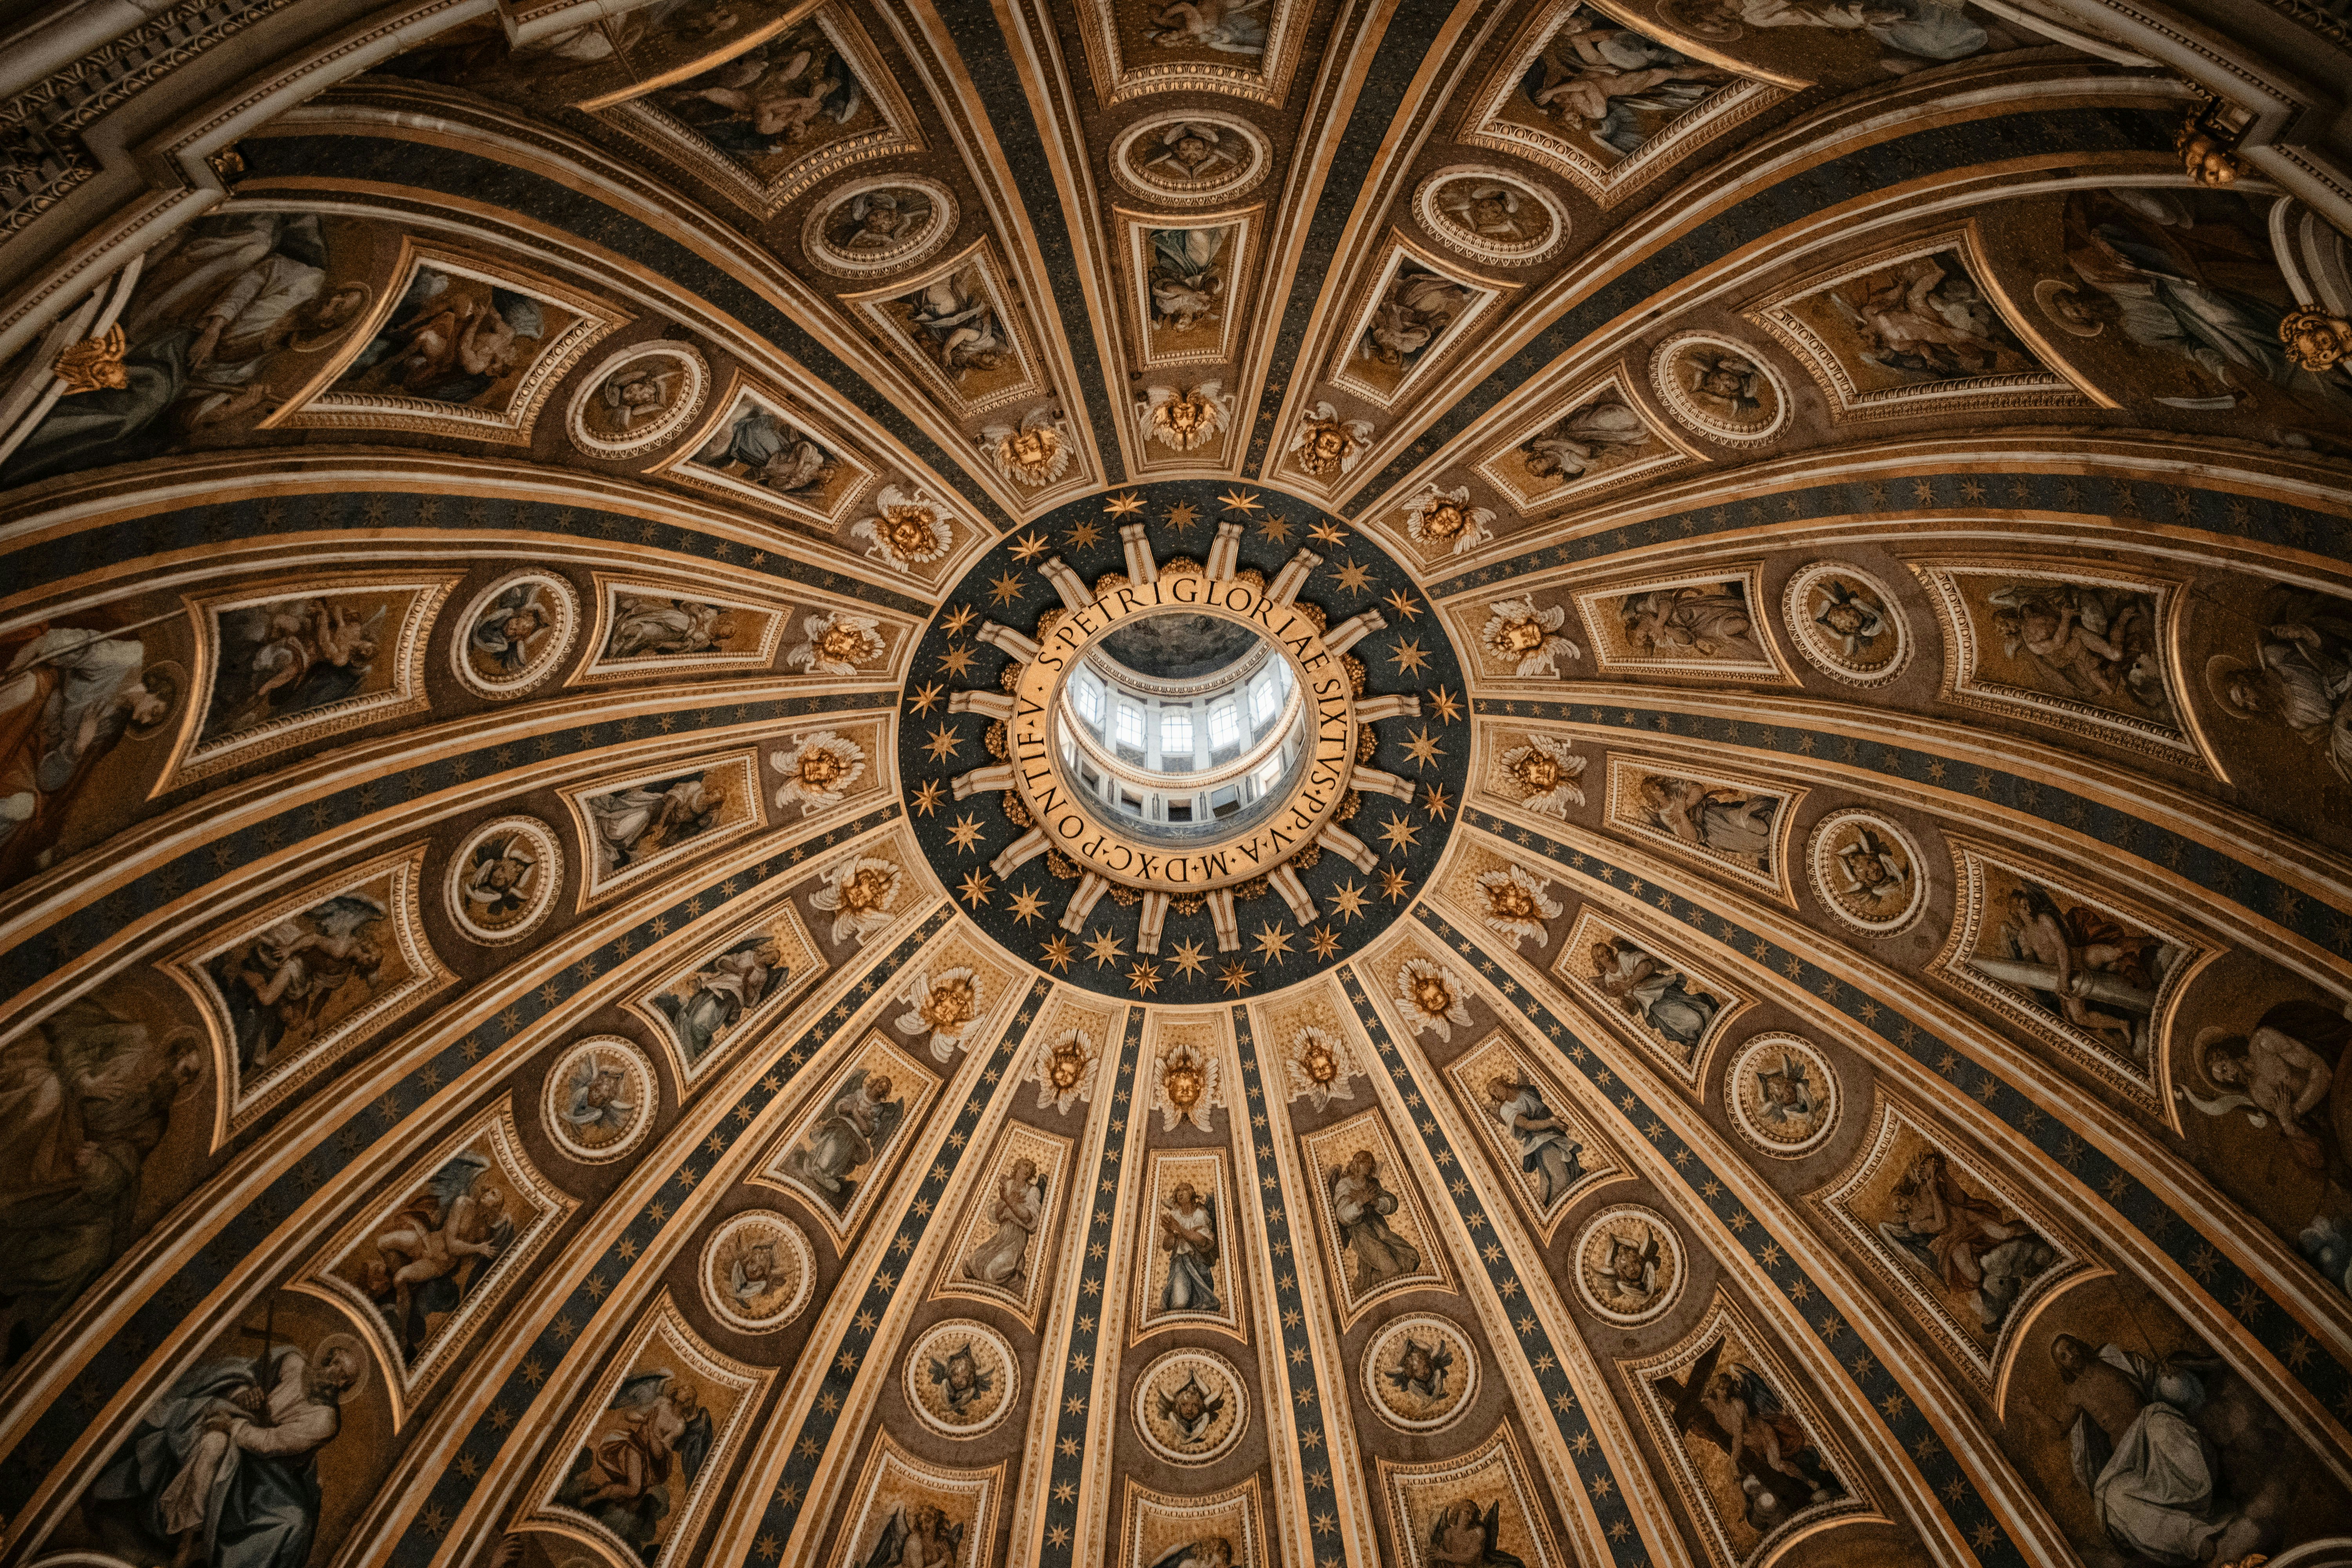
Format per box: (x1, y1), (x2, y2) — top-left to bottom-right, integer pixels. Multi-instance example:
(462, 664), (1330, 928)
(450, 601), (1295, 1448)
(53, 324), (128, 395)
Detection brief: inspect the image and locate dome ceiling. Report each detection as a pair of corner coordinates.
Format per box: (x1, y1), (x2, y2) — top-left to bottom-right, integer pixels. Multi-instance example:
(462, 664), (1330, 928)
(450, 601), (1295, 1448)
(0, 2), (2350, 1568)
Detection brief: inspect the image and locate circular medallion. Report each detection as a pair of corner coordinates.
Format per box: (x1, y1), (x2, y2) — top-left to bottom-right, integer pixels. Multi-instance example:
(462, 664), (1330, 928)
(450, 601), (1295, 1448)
(566, 339), (710, 459)
(1573, 1205), (1686, 1326)
(1415, 166), (1568, 266)
(542, 1036), (657, 1164)
(451, 570), (580, 699)
(903, 1319), (1020, 1438)
(1112, 114), (1270, 206)
(1132, 1347), (1249, 1465)
(900, 481), (1468, 1003)
(1648, 332), (1789, 448)
(1807, 809), (1928, 936)
(446, 815), (565, 944)
(1362, 1314), (1479, 1432)
(699, 1210), (815, 1332)
(1782, 562), (1909, 688)
(1725, 1033), (1841, 1158)
(801, 176), (958, 278)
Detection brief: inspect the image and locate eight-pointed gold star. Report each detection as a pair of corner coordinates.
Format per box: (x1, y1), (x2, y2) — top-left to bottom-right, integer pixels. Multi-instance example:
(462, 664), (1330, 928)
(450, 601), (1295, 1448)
(1331, 558), (1373, 595)
(1009, 531), (1051, 561)
(1253, 921), (1294, 962)
(1257, 513), (1292, 544)
(988, 571), (1026, 605)
(1426, 685), (1463, 723)
(1105, 490), (1145, 517)
(1388, 636), (1430, 675)
(911, 779), (945, 817)
(1064, 518), (1104, 549)
(937, 642), (978, 678)
(1384, 587), (1423, 621)
(956, 869), (993, 907)
(1377, 811), (1421, 852)
(1381, 866), (1414, 902)
(947, 812), (985, 852)
(1219, 488), (1262, 514)
(1163, 501), (1199, 533)
(1085, 928), (1126, 967)
(924, 723), (962, 762)
(1402, 725), (1446, 769)
(1220, 960), (1255, 994)
(940, 603), (978, 634)
(1007, 883), (1046, 925)
(906, 681), (946, 717)
(1423, 782), (1454, 820)
(1308, 519), (1349, 546)
(1127, 960), (1161, 995)
(1328, 879), (1369, 922)
(1308, 924), (1342, 960)
(1039, 933), (1076, 972)
(1169, 937), (1209, 978)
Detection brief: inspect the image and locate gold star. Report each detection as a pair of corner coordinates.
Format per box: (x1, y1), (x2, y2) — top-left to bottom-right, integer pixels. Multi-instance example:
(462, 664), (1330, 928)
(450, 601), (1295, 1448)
(1308, 924), (1342, 959)
(937, 642), (977, 678)
(912, 779), (946, 816)
(1009, 531), (1051, 561)
(940, 603), (978, 634)
(1423, 782), (1454, 820)
(1388, 636), (1429, 675)
(1085, 928), (1126, 967)
(1332, 558), (1372, 594)
(1127, 960), (1161, 995)
(1384, 587), (1423, 621)
(1220, 960), (1255, 994)
(1164, 501), (1199, 534)
(988, 571), (1025, 605)
(1403, 725), (1445, 769)
(1328, 879), (1369, 922)
(1426, 685), (1462, 723)
(1064, 518), (1104, 549)
(1039, 934), (1075, 972)
(948, 812), (985, 852)
(1257, 512), (1292, 544)
(1219, 488), (1262, 514)
(1169, 937), (1209, 978)
(924, 723), (962, 762)
(1105, 490), (1145, 517)
(1008, 884), (1045, 925)
(956, 869), (993, 907)
(1381, 866), (1413, 902)
(907, 681), (946, 717)
(1308, 519), (1349, 546)
(1377, 812), (1421, 852)
(1253, 921), (1294, 962)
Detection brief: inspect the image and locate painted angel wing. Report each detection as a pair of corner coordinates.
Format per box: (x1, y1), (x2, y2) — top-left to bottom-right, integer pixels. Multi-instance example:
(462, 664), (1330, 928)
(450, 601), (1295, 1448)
(609, 1368), (673, 1410)
(860, 1508), (908, 1568)
(307, 892), (388, 936)
(428, 1151), (492, 1211)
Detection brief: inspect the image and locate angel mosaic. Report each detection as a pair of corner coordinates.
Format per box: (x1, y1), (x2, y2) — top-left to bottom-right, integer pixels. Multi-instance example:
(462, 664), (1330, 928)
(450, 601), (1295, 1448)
(1749, 1046), (1821, 1138)
(900, 268), (1011, 381)
(1480, 595), (1580, 677)
(1632, 774), (1781, 871)
(553, 1042), (642, 1155)
(2207, 591), (2352, 785)
(1481, 1070), (1584, 1207)
(652, 933), (788, 1067)
(584, 769), (733, 875)
(923, 1339), (992, 1417)
(1813, 815), (1918, 930)
(337, 268), (552, 409)
(1436, 178), (1543, 246)
(1656, 1340), (1846, 1537)
(1149, 1536), (1236, 1568)
(1869, 1145), (2057, 1335)
(1402, 484), (1495, 556)
(454, 824), (548, 934)
(856, 1504), (964, 1568)
(0, 621), (180, 886)
(1580, 1210), (1673, 1321)
(1827, 250), (2038, 383)
(589, 358), (688, 439)
(1981, 877), (2179, 1062)
(784, 610), (887, 678)
(850, 486), (956, 575)
(1139, 121), (1247, 183)
(656, 22), (867, 165)
(208, 891), (389, 1074)
(779, 1065), (906, 1215)
(768, 731), (867, 817)
(810, 853), (904, 945)
(1033, 1026), (1101, 1112)
(1803, 571), (1896, 662)
(1388, 1332), (1458, 1403)
(896, 966), (982, 1060)
(467, 581), (559, 681)
(552, 1368), (715, 1560)
(691, 401), (838, 497)
(1617, 580), (1759, 662)
(1519, 9), (1731, 160)
(1149, 226), (1228, 333)
(1331, 1149), (1422, 1292)
(1360, 262), (1475, 375)
(962, 1156), (1045, 1289)
(1282, 1023), (1355, 1110)
(1495, 733), (1586, 816)
(1144, 0), (1266, 53)
(1158, 1180), (1221, 1313)
(978, 405), (1071, 488)
(1473, 863), (1562, 949)
(1153, 1368), (1230, 1453)
(605, 595), (738, 660)
(348, 1149), (514, 1361)
(826, 187), (936, 257)
(1519, 397), (1651, 482)
(1289, 401), (1374, 479)
(1396, 956), (1474, 1042)
(1587, 934), (1721, 1056)
(1426, 1499), (1526, 1567)
(203, 594), (388, 746)
(1141, 383), (1235, 451)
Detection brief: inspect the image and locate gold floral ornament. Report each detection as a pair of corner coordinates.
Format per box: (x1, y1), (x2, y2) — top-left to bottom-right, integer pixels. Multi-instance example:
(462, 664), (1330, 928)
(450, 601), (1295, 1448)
(1401, 483), (1494, 557)
(784, 610), (886, 677)
(810, 853), (903, 945)
(1153, 1040), (1221, 1132)
(2280, 306), (2352, 374)
(851, 484), (955, 572)
(1282, 1024), (1355, 1111)
(1475, 864), (1562, 951)
(895, 966), (982, 1061)
(1139, 382), (1235, 451)
(1033, 1026), (1100, 1113)
(767, 731), (867, 817)
(2176, 119), (2245, 187)
(1396, 956), (1473, 1042)
(1288, 400), (1374, 479)
(1497, 735), (1586, 817)
(1480, 594), (1581, 677)
(978, 405), (1073, 488)
(53, 324), (128, 395)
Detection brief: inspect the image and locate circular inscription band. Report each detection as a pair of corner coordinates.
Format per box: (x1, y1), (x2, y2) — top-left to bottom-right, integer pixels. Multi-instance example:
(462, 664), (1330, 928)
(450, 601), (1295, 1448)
(1009, 573), (1358, 892)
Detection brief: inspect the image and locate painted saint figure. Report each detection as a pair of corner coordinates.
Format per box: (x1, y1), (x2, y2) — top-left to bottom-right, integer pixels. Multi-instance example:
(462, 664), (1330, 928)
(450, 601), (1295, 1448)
(962, 1156), (1045, 1288)
(780, 1068), (903, 1210)
(467, 581), (553, 678)
(1158, 1180), (1220, 1312)
(1590, 937), (1721, 1053)
(2051, 1333), (2259, 1567)
(1428, 1498), (1528, 1568)
(858, 1504), (964, 1568)
(652, 936), (785, 1065)
(553, 1369), (712, 1559)
(1332, 1149), (1421, 1290)
(1635, 775), (1777, 867)
(1874, 1149), (2054, 1332)
(367, 1152), (512, 1356)
(0, 622), (177, 886)
(1484, 1072), (1583, 1205)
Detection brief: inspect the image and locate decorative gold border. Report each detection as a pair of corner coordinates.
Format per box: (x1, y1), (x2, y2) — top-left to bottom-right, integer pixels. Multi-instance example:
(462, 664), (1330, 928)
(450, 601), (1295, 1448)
(447, 569), (581, 700)
(444, 812), (567, 944)
(1777, 560), (1911, 690)
(1118, 203), (1259, 370)
(1127, 1145), (1249, 1345)
(565, 338), (711, 460)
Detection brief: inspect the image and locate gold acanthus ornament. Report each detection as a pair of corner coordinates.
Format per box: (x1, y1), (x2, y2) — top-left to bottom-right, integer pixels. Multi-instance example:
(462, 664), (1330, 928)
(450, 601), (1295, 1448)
(53, 325), (129, 395)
